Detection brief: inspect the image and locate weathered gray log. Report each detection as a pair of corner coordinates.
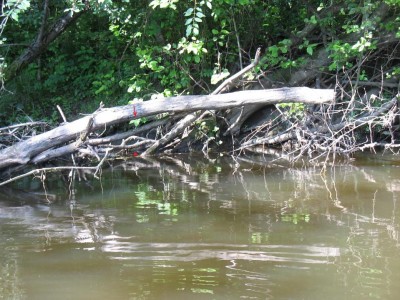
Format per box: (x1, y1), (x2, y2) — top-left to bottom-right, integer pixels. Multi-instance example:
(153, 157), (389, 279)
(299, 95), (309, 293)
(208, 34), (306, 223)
(31, 117), (170, 164)
(0, 87), (334, 170)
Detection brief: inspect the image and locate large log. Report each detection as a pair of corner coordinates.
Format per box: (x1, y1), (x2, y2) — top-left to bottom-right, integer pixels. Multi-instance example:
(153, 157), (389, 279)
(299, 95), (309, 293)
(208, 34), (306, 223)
(0, 87), (334, 170)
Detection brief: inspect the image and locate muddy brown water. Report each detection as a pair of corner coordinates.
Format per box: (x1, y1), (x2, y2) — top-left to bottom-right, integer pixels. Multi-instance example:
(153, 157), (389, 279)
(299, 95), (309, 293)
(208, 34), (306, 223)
(1, 153), (400, 299)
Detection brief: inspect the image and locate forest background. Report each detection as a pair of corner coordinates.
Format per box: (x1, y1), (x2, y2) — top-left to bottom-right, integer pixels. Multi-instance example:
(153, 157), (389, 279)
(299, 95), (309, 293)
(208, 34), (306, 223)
(1, 0), (398, 124)
(0, 0), (399, 170)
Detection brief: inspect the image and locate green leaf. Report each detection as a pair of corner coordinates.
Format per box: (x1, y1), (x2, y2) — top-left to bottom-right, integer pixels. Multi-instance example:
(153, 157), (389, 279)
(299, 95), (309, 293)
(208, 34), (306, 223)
(184, 8), (194, 16)
(160, 1), (169, 8)
(309, 15), (317, 24)
(10, 11), (19, 21)
(130, 119), (142, 127)
(149, 60), (158, 70)
(269, 45), (279, 57)
(211, 69), (230, 84)
(196, 11), (205, 18)
(306, 46), (313, 55)
(160, 0), (171, 8)
(19, 0), (30, 10)
(186, 25), (193, 36)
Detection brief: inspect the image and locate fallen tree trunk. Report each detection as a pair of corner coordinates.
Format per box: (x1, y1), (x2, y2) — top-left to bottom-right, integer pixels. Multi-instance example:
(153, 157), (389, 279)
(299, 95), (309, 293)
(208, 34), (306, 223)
(0, 87), (334, 170)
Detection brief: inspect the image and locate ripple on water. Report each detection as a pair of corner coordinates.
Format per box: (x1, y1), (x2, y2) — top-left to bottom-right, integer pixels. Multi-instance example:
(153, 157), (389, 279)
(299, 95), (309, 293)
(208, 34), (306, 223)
(101, 237), (340, 264)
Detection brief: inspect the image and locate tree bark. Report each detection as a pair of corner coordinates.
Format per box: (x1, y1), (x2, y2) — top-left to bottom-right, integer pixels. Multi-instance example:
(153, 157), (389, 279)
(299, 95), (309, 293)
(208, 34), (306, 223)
(0, 88), (334, 170)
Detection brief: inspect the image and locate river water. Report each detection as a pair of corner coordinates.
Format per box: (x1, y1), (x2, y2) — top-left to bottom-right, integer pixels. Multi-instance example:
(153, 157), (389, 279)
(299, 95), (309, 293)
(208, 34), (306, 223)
(1, 153), (400, 299)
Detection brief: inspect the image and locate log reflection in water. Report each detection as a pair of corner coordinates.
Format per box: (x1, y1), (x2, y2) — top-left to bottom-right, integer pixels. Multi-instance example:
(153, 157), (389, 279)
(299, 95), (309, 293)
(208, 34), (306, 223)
(0, 154), (400, 299)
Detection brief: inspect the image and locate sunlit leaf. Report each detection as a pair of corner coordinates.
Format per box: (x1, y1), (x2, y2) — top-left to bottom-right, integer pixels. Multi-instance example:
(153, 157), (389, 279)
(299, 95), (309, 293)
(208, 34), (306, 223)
(307, 46), (313, 55)
(211, 69), (230, 84)
(184, 8), (194, 16)
(186, 25), (192, 37)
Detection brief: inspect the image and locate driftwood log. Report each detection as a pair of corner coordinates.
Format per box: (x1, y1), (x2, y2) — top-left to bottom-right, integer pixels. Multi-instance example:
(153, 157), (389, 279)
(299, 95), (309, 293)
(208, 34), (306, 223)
(0, 87), (334, 171)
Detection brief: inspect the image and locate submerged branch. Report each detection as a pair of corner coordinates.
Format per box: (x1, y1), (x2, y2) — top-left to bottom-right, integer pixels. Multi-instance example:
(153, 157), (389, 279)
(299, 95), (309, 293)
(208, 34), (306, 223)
(0, 166), (97, 187)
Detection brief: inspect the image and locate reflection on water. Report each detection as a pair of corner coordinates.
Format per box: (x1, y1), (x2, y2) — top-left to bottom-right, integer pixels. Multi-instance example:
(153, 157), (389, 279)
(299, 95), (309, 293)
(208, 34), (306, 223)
(1, 153), (400, 299)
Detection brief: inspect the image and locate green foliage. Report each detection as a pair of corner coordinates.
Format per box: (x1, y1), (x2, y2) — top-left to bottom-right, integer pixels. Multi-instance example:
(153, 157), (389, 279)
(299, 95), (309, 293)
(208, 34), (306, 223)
(2, 0), (30, 22)
(211, 68), (229, 85)
(0, 0), (31, 83)
(183, 0), (211, 37)
(384, 0), (400, 5)
(1, 2), (129, 123)
(128, 98), (147, 127)
(194, 116), (221, 145)
(277, 103), (305, 119)
(149, 0), (179, 10)
(299, 39), (318, 56)
(386, 67), (400, 79)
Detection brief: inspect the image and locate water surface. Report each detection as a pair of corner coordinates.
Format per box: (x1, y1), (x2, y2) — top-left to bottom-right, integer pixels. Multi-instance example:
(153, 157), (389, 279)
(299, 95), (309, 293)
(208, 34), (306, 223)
(1, 154), (400, 299)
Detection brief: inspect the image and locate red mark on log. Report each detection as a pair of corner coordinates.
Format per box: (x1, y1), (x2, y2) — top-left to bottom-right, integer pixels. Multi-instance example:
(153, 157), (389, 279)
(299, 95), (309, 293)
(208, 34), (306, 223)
(133, 152), (139, 157)
(133, 105), (137, 117)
